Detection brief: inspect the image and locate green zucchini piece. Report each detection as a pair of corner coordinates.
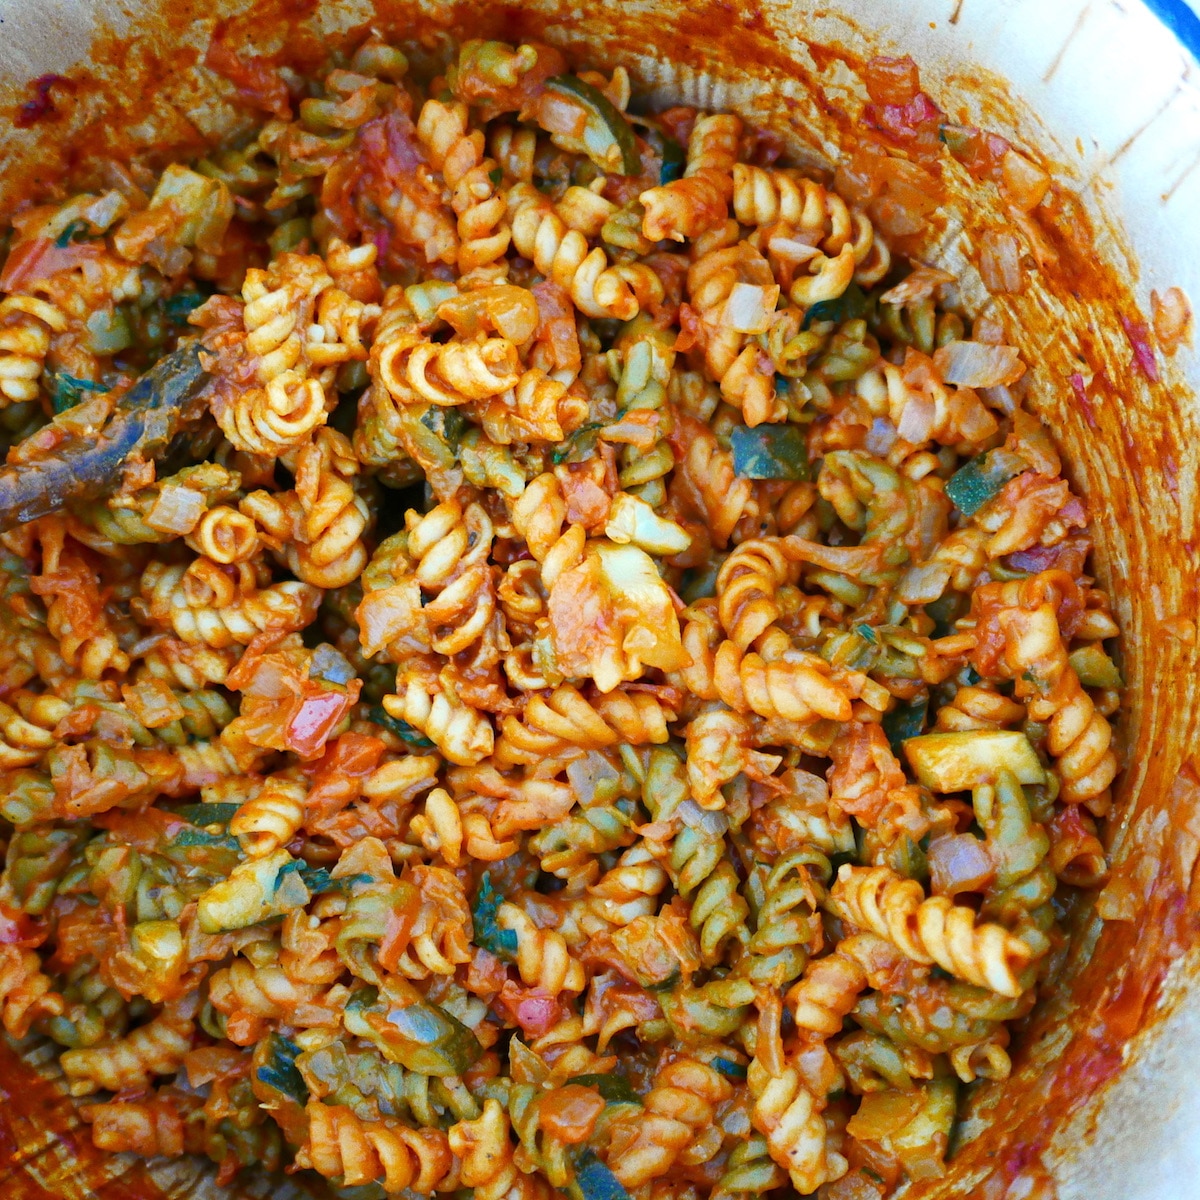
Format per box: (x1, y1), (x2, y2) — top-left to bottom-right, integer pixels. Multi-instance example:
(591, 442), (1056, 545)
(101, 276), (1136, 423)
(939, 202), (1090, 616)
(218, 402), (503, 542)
(566, 1073), (642, 1106)
(570, 1150), (632, 1200)
(344, 985), (483, 1076)
(546, 76), (640, 175)
(255, 1032), (308, 1105)
(882, 695), (928, 754)
(1068, 644), (1122, 689)
(730, 423), (810, 481)
(944, 449), (1025, 517)
(803, 282), (868, 329)
(176, 802), (240, 827)
(472, 872), (518, 961)
(50, 372), (108, 415)
(903, 730), (1045, 792)
(711, 1056), (748, 1080)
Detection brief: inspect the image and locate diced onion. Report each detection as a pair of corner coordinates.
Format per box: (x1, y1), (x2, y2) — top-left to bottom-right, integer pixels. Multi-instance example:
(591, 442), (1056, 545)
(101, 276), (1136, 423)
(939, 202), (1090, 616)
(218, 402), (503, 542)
(895, 392), (935, 443)
(933, 339), (1025, 388)
(1151, 285), (1193, 355)
(1000, 150), (1051, 212)
(979, 231), (1024, 295)
(724, 282), (779, 334)
(534, 91), (589, 138)
(878, 263), (955, 306)
(766, 235), (822, 264)
(146, 485), (206, 535)
(928, 834), (995, 896)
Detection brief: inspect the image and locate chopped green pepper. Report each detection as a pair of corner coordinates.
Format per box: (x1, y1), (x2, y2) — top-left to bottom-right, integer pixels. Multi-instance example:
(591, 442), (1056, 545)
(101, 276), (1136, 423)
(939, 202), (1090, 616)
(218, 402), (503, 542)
(546, 76), (640, 176)
(882, 695), (928, 754)
(944, 449), (1025, 517)
(472, 872), (518, 961)
(730, 423), (810, 481)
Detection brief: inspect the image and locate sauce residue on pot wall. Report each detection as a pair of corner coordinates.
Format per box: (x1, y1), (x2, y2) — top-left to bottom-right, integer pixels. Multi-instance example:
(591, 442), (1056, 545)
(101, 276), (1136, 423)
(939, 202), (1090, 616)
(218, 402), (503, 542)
(0, 3), (1197, 1199)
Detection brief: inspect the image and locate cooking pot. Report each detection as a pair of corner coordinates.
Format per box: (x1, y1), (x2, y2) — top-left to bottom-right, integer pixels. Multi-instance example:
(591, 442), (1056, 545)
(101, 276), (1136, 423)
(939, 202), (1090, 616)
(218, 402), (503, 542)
(0, 0), (1197, 1197)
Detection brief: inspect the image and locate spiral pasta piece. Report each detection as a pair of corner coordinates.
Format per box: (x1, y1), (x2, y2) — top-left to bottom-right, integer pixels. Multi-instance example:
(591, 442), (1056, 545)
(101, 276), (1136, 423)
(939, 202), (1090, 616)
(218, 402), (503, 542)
(417, 98), (512, 273)
(229, 775), (307, 857)
(979, 574), (1119, 811)
(383, 682), (494, 766)
(831, 864), (1034, 997)
(935, 684), (1026, 732)
(716, 538), (794, 650)
(640, 113), (742, 242)
(0, 945), (65, 1037)
(508, 183), (659, 320)
(0, 295), (68, 403)
(748, 1057), (847, 1194)
(496, 902), (585, 994)
(298, 1102), (457, 1193)
(140, 562), (321, 648)
(494, 684), (675, 765)
(60, 996), (196, 1096)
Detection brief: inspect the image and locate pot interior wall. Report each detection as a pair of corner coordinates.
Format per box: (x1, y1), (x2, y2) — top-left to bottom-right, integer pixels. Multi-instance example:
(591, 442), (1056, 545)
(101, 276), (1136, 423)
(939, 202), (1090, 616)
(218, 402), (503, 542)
(0, 1), (1197, 1197)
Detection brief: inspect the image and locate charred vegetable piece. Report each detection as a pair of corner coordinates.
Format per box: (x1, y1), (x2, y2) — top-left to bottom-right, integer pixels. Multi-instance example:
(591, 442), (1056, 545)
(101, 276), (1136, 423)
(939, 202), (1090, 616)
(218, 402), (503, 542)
(731, 423), (810, 480)
(944, 448), (1025, 516)
(546, 75), (640, 175)
(904, 730), (1045, 792)
(0, 341), (209, 533)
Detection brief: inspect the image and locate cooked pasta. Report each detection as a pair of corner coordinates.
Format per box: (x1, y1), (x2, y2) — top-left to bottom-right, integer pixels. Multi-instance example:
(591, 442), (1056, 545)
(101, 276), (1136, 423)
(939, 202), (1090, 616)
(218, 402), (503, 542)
(0, 31), (1124, 1200)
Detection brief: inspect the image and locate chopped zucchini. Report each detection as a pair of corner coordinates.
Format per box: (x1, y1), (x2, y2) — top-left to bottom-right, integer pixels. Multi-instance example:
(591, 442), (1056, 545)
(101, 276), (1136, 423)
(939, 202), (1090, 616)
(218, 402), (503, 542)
(566, 1073), (642, 1106)
(344, 984), (483, 1076)
(473, 872), (518, 961)
(903, 730), (1045, 792)
(254, 1032), (308, 1105)
(570, 1150), (632, 1200)
(50, 372), (108, 415)
(546, 76), (640, 175)
(803, 282), (867, 329)
(944, 449), (1025, 517)
(882, 695), (928, 754)
(176, 802), (240, 826)
(369, 704), (435, 748)
(730, 423), (810, 480)
(1068, 644), (1122, 689)
(711, 1056), (748, 1080)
